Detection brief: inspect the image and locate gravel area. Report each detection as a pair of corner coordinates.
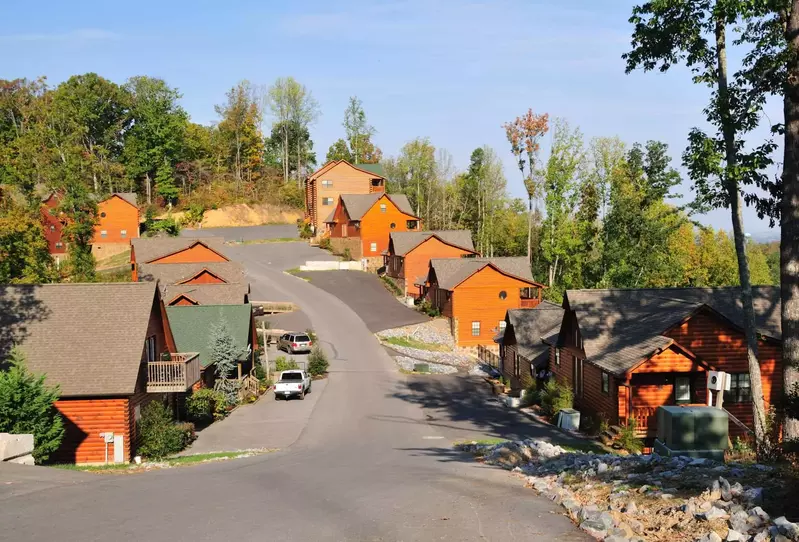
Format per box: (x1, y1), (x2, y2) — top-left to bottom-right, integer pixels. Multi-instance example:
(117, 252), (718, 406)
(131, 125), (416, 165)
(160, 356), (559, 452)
(383, 344), (475, 368)
(469, 363), (501, 378)
(394, 356), (458, 374)
(376, 319), (455, 348)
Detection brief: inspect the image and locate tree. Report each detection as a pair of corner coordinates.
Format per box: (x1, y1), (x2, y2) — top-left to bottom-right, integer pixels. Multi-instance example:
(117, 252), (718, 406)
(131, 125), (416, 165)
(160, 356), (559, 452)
(326, 138), (353, 163)
(267, 77), (319, 184)
(123, 76), (188, 204)
(625, 0), (773, 455)
(267, 121), (317, 180)
(58, 182), (97, 281)
(215, 81), (264, 190)
(210, 318), (247, 404)
(0, 192), (56, 283)
(503, 110), (550, 262)
(0, 348), (65, 463)
(343, 96), (378, 164)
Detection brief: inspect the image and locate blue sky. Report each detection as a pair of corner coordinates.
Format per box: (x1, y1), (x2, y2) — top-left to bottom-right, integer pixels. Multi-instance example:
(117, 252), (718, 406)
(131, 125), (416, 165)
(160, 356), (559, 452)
(0, 0), (781, 237)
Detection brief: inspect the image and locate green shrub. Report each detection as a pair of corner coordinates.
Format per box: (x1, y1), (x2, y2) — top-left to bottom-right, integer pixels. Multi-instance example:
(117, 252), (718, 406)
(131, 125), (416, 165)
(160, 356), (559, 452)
(308, 345), (330, 376)
(275, 356), (299, 372)
(145, 216), (181, 237)
(416, 300), (441, 317)
(540, 380), (573, 417)
(319, 237), (332, 250)
(618, 419), (643, 453)
(299, 222), (313, 239)
(305, 329), (318, 342)
(278, 182), (304, 209)
(186, 388), (225, 422)
(342, 247), (353, 261)
(183, 203), (205, 226)
(0, 348), (65, 463)
(380, 275), (403, 296)
(254, 362), (268, 383)
(520, 381), (538, 407)
(138, 401), (192, 459)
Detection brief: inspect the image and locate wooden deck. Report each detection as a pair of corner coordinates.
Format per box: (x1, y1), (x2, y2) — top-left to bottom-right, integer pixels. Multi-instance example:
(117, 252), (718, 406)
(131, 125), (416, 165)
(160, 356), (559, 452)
(146, 352), (201, 393)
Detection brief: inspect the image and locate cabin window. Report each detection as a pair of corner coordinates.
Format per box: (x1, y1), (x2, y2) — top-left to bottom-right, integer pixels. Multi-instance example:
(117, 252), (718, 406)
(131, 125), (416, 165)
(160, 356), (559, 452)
(145, 336), (156, 362)
(471, 321), (481, 337)
(322, 197), (334, 206)
(121, 229), (127, 238)
(724, 373), (751, 403)
(100, 212), (107, 218)
(370, 242), (377, 253)
(675, 376), (691, 404)
(380, 204), (387, 213)
(407, 220), (418, 229)
(390, 222), (396, 229)
(50, 225), (55, 232)
(100, 230), (108, 238)
(574, 357), (584, 398)
(55, 242), (63, 249)
(555, 349), (560, 366)
(499, 290), (507, 300)
(499, 321), (506, 334)
(601, 372), (610, 395)
(321, 179), (333, 188)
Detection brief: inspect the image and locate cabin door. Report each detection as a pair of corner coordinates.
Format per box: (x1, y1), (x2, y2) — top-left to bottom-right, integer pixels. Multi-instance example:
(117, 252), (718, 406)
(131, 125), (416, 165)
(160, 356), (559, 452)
(573, 357), (583, 398)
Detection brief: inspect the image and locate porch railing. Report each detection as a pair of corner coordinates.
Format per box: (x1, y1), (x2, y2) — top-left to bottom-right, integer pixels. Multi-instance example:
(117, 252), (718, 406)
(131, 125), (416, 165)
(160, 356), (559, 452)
(477, 345), (500, 369)
(146, 352), (201, 393)
(630, 407), (658, 437)
(519, 298), (541, 308)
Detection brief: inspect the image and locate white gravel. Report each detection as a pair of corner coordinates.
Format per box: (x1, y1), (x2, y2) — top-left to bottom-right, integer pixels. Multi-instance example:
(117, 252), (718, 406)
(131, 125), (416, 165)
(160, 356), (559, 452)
(395, 357), (458, 374)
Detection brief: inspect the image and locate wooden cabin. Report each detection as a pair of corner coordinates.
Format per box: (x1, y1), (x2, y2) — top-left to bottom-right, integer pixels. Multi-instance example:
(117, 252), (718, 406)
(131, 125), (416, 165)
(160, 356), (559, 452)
(0, 283), (200, 464)
(550, 287), (782, 442)
(92, 193), (140, 260)
(327, 193), (421, 268)
(40, 193), (67, 266)
(130, 238), (229, 281)
(497, 302), (564, 390)
(422, 257), (545, 347)
(384, 230), (477, 298)
(136, 262), (249, 306)
(304, 160), (386, 234)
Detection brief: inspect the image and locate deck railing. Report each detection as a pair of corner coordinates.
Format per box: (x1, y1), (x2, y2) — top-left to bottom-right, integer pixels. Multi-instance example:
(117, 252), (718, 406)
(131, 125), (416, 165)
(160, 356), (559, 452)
(477, 345), (501, 369)
(146, 352), (201, 393)
(630, 407), (658, 437)
(519, 298), (541, 308)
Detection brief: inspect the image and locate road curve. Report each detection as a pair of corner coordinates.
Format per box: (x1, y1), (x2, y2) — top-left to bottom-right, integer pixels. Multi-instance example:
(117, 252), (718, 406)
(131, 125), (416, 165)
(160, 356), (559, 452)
(0, 243), (587, 542)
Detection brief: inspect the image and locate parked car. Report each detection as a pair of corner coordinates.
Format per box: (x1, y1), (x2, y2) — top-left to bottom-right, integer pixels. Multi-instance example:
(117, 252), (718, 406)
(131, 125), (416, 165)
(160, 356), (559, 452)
(274, 370), (311, 400)
(278, 333), (313, 354)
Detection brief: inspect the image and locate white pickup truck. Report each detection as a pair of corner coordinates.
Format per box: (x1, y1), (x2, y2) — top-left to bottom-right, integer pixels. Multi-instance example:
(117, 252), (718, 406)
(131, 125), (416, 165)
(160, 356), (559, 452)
(274, 370), (311, 400)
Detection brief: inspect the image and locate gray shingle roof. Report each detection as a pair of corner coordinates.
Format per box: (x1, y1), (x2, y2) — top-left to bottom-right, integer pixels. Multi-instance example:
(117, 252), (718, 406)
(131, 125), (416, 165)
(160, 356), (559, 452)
(137, 262), (246, 285)
(163, 283), (249, 305)
(340, 193), (417, 220)
(430, 257), (538, 290)
(111, 192), (137, 207)
(389, 230), (475, 257)
(0, 283), (160, 397)
(565, 287), (781, 376)
(131, 237), (227, 264)
(505, 302), (565, 361)
(166, 304), (252, 368)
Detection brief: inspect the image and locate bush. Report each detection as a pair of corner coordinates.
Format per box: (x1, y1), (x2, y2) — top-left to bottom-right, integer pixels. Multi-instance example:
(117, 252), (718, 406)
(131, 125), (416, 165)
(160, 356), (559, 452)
(319, 237), (332, 250)
(342, 247), (353, 261)
(380, 275), (403, 297)
(307, 345), (330, 376)
(416, 300), (441, 317)
(254, 362), (268, 383)
(520, 381), (538, 407)
(145, 216), (181, 237)
(186, 388), (225, 422)
(618, 419), (644, 453)
(0, 348), (65, 463)
(182, 203), (205, 226)
(298, 221), (313, 239)
(540, 380), (573, 417)
(138, 401), (192, 459)
(278, 182), (305, 209)
(275, 356), (299, 372)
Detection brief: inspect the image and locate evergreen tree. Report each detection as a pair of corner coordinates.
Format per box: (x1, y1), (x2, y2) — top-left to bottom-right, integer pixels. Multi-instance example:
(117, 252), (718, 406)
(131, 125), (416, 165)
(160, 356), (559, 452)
(210, 318), (247, 404)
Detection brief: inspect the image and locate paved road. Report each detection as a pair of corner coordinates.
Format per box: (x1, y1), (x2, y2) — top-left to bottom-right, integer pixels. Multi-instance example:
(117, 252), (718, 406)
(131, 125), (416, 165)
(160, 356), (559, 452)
(298, 270), (429, 332)
(0, 239), (586, 541)
(182, 224), (298, 241)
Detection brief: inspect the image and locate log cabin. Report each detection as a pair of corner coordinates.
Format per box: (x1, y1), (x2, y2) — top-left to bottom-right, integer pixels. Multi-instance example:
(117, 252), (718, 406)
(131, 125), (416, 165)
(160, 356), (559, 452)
(549, 287), (782, 443)
(384, 230), (477, 298)
(130, 237), (229, 281)
(165, 304), (257, 389)
(497, 302), (564, 390)
(304, 160), (386, 235)
(422, 257), (545, 347)
(92, 193), (140, 260)
(137, 262), (249, 306)
(326, 193), (421, 269)
(0, 282), (200, 464)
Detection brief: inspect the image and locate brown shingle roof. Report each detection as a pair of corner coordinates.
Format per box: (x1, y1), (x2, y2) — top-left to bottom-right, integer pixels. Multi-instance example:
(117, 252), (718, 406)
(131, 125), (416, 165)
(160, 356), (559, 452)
(389, 230), (475, 257)
(504, 302), (564, 361)
(0, 283), (160, 397)
(340, 193), (417, 220)
(137, 262), (246, 285)
(163, 283), (249, 305)
(131, 237), (227, 264)
(565, 287), (781, 376)
(430, 257), (539, 290)
(110, 192), (137, 208)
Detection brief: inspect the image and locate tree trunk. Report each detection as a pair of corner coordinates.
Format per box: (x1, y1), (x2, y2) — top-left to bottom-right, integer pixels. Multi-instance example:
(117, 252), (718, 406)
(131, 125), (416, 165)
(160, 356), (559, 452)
(527, 194), (533, 263)
(283, 125), (289, 182)
(716, 17), (770, 454)
(145, 172), (152, 205)
(782, 2), (799, 441)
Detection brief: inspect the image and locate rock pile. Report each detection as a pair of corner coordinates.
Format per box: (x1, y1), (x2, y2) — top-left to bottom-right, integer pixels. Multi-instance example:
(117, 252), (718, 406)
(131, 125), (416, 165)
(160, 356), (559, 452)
(394, 356), (458, 374)
(458, 439), (792, 542)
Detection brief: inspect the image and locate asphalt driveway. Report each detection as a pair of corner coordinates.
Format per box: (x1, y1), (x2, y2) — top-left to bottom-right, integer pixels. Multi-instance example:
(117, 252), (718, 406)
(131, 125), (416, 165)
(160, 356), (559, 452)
(297, 270), (429, 332)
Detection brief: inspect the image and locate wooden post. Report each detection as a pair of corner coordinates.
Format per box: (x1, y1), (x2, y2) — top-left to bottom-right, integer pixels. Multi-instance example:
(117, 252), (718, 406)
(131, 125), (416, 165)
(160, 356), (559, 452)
(716, 372), (726, 410)
(261, 321), (270, 382)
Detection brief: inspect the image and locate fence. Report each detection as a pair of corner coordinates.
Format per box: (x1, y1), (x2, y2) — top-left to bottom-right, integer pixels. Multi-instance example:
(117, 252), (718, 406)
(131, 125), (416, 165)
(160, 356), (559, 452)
(477, 345), (501, 370)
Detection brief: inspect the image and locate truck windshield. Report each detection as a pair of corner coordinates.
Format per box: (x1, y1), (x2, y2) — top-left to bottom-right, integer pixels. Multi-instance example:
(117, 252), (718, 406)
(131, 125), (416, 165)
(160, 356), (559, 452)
(280, 373), (302, 381)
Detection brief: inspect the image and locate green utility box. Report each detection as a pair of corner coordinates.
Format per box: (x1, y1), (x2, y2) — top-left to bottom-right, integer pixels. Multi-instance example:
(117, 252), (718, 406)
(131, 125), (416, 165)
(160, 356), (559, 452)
(654, 406), (728, 461)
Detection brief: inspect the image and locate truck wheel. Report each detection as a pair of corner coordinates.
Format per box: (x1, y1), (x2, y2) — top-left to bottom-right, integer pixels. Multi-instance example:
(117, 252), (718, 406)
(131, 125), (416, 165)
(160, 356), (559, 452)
(299, 389), (305, 400)
(274, 394), (281, 401)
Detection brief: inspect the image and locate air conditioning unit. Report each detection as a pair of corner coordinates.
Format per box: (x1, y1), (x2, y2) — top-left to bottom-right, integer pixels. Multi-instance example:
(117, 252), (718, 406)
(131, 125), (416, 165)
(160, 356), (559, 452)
(707, 371), (731, 391)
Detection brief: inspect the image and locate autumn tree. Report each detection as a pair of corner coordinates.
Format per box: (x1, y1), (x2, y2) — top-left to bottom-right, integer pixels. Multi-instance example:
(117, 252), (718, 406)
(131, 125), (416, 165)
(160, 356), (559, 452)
(326, 138), (352, 163)
(267, 77), (319, 184)
(625, 0), (774, 455)
(343, 96), (380, 164)
(503, 110), (549, 262)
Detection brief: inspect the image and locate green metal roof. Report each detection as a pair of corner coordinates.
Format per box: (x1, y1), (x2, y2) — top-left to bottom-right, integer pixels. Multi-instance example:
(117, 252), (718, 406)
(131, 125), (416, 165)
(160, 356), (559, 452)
(354, 163), (385, 177)
(166, 304), (252, 368)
